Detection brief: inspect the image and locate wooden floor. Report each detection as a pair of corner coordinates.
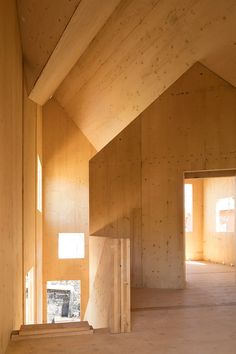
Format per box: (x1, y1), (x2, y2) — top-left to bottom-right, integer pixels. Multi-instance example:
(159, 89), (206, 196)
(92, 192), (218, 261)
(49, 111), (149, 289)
(132, 261), (236, 310)
(6, 262), (236, 354)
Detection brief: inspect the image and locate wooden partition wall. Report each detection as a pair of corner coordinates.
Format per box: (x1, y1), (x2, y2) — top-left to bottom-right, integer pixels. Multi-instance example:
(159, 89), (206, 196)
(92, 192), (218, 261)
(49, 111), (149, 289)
(90, 62), (236, 290)
(85, 237), (130, 333)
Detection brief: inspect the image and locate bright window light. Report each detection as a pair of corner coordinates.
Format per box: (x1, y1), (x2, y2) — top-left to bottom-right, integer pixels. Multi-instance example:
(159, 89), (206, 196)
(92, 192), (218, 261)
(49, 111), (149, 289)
(216, 197), (235, 232)
(185, 260), (206, 266)
(37, 156), (42, 212)
(58, 233), (85, 259)
(185, 184), (193, 232)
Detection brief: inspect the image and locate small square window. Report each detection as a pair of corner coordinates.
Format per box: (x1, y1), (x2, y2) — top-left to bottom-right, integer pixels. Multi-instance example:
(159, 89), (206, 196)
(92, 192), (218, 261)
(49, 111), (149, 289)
(216, 197), (235, 233)
(58, 233), (85, 259)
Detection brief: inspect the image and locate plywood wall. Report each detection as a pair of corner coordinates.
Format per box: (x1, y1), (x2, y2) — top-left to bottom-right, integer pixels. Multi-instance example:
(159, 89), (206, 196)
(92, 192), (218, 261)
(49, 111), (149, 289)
(90, 62), (236, 289)
(42, 99), (95, 321)
(0, 1), (23, 351)
(85, 237), (115, 329)
(23, 89), (43, 325)
(85, 237), (130, 332)
(23, 87), (37, 324)
(90, 119), (142, 287)
(185, 179), (203, 261)
(203, 177), (236, 265)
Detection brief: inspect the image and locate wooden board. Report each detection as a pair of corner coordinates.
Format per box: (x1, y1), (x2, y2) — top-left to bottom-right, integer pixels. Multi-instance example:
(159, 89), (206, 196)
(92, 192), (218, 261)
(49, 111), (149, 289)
(85, 237), (130, 333)
(27, 0), (121, 104)
(120, 239), (131, 333)
(20, 321), (90, 336)
(12, 328), (93, 341)
(17, 0), (81, 92)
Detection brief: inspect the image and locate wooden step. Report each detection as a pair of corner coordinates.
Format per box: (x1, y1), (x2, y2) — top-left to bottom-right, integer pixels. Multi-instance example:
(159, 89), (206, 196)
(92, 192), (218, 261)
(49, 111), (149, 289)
(19, 321), (90, 336)
(11, 322), (94, 341)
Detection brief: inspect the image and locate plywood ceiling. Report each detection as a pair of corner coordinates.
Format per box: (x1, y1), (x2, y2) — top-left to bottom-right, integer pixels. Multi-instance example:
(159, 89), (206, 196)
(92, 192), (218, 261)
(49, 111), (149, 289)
(53, 0), (236, 150)
(17, 0), (81, 91)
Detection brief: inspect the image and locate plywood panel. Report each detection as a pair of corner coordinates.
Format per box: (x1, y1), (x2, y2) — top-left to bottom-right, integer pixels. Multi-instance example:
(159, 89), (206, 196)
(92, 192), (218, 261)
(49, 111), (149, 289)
(141, 63), (236, 288)
(43, 99), (96, 321)
(85, 237), (130, 333)
(55, 0), (236, 150)
(90, 119), (142, 287)
(85, 237), (114, 329)
(90, 63), (236, 289)
(0, 1), (23, 351)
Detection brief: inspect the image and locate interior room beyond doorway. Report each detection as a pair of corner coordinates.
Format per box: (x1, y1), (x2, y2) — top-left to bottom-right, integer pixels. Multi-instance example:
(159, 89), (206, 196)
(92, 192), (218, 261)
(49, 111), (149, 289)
(184, 174), (236, 266)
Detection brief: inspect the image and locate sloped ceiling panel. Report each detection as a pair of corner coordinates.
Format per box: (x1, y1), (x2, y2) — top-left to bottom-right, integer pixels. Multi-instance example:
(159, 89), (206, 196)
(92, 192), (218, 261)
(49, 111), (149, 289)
(55, 0), (236, 151)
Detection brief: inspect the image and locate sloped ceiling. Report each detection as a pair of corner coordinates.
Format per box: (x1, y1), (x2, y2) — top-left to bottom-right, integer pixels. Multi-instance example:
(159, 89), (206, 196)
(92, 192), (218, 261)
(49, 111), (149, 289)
(54, 0), (236, 150)
(17, 0), (81, 91)
(18, 0), (236, 151)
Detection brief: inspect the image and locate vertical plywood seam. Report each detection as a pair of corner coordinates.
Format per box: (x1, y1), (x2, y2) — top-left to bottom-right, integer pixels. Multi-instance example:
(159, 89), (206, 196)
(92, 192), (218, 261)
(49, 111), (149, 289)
(34, 105), (38, 323)
(22, 81), (25, 325)
(140, 118), (143, 287)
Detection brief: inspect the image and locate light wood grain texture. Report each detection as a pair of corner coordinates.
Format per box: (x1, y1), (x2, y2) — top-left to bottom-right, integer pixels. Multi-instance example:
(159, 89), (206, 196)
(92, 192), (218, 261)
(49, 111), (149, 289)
(17, 0), (81, 92)
(0, 1), (23, 352)
(90, 63), (236, 289)
(85, 237), (114, 330)
(19, 321), (90, 336)
(28, 0), (120, 105)
(55, 0), (236, 150)
(12, 328), (93, 341)
(85, 237), (130, 333)
(42, 99), (96, 321)
(6, 262), (236, 354)
(89, 119), (142, 287)
(120, 239), (131, 332)
(111, 239), (121, 333)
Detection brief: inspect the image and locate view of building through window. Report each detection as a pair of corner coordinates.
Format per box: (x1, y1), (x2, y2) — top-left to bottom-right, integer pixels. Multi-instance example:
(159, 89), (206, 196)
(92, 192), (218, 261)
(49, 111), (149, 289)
(185, 184), (193, 232)
(216, 197), (235, 232)
(47, 280), (80, 323)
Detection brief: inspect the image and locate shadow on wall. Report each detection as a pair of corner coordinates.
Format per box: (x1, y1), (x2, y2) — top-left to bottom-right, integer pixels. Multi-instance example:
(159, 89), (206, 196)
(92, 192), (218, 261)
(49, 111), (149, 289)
(90, 208), (142, 288)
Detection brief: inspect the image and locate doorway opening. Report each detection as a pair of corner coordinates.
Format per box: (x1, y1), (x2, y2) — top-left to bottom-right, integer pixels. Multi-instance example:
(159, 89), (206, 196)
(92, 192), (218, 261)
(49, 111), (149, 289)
(184, 170), (236, 297)
(46, 280), (81, 323)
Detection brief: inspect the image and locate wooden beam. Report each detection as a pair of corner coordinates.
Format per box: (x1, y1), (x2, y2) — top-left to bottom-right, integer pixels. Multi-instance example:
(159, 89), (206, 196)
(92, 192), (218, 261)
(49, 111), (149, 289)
(29, 0), (121, 106)
(185, 169), (236, 179)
